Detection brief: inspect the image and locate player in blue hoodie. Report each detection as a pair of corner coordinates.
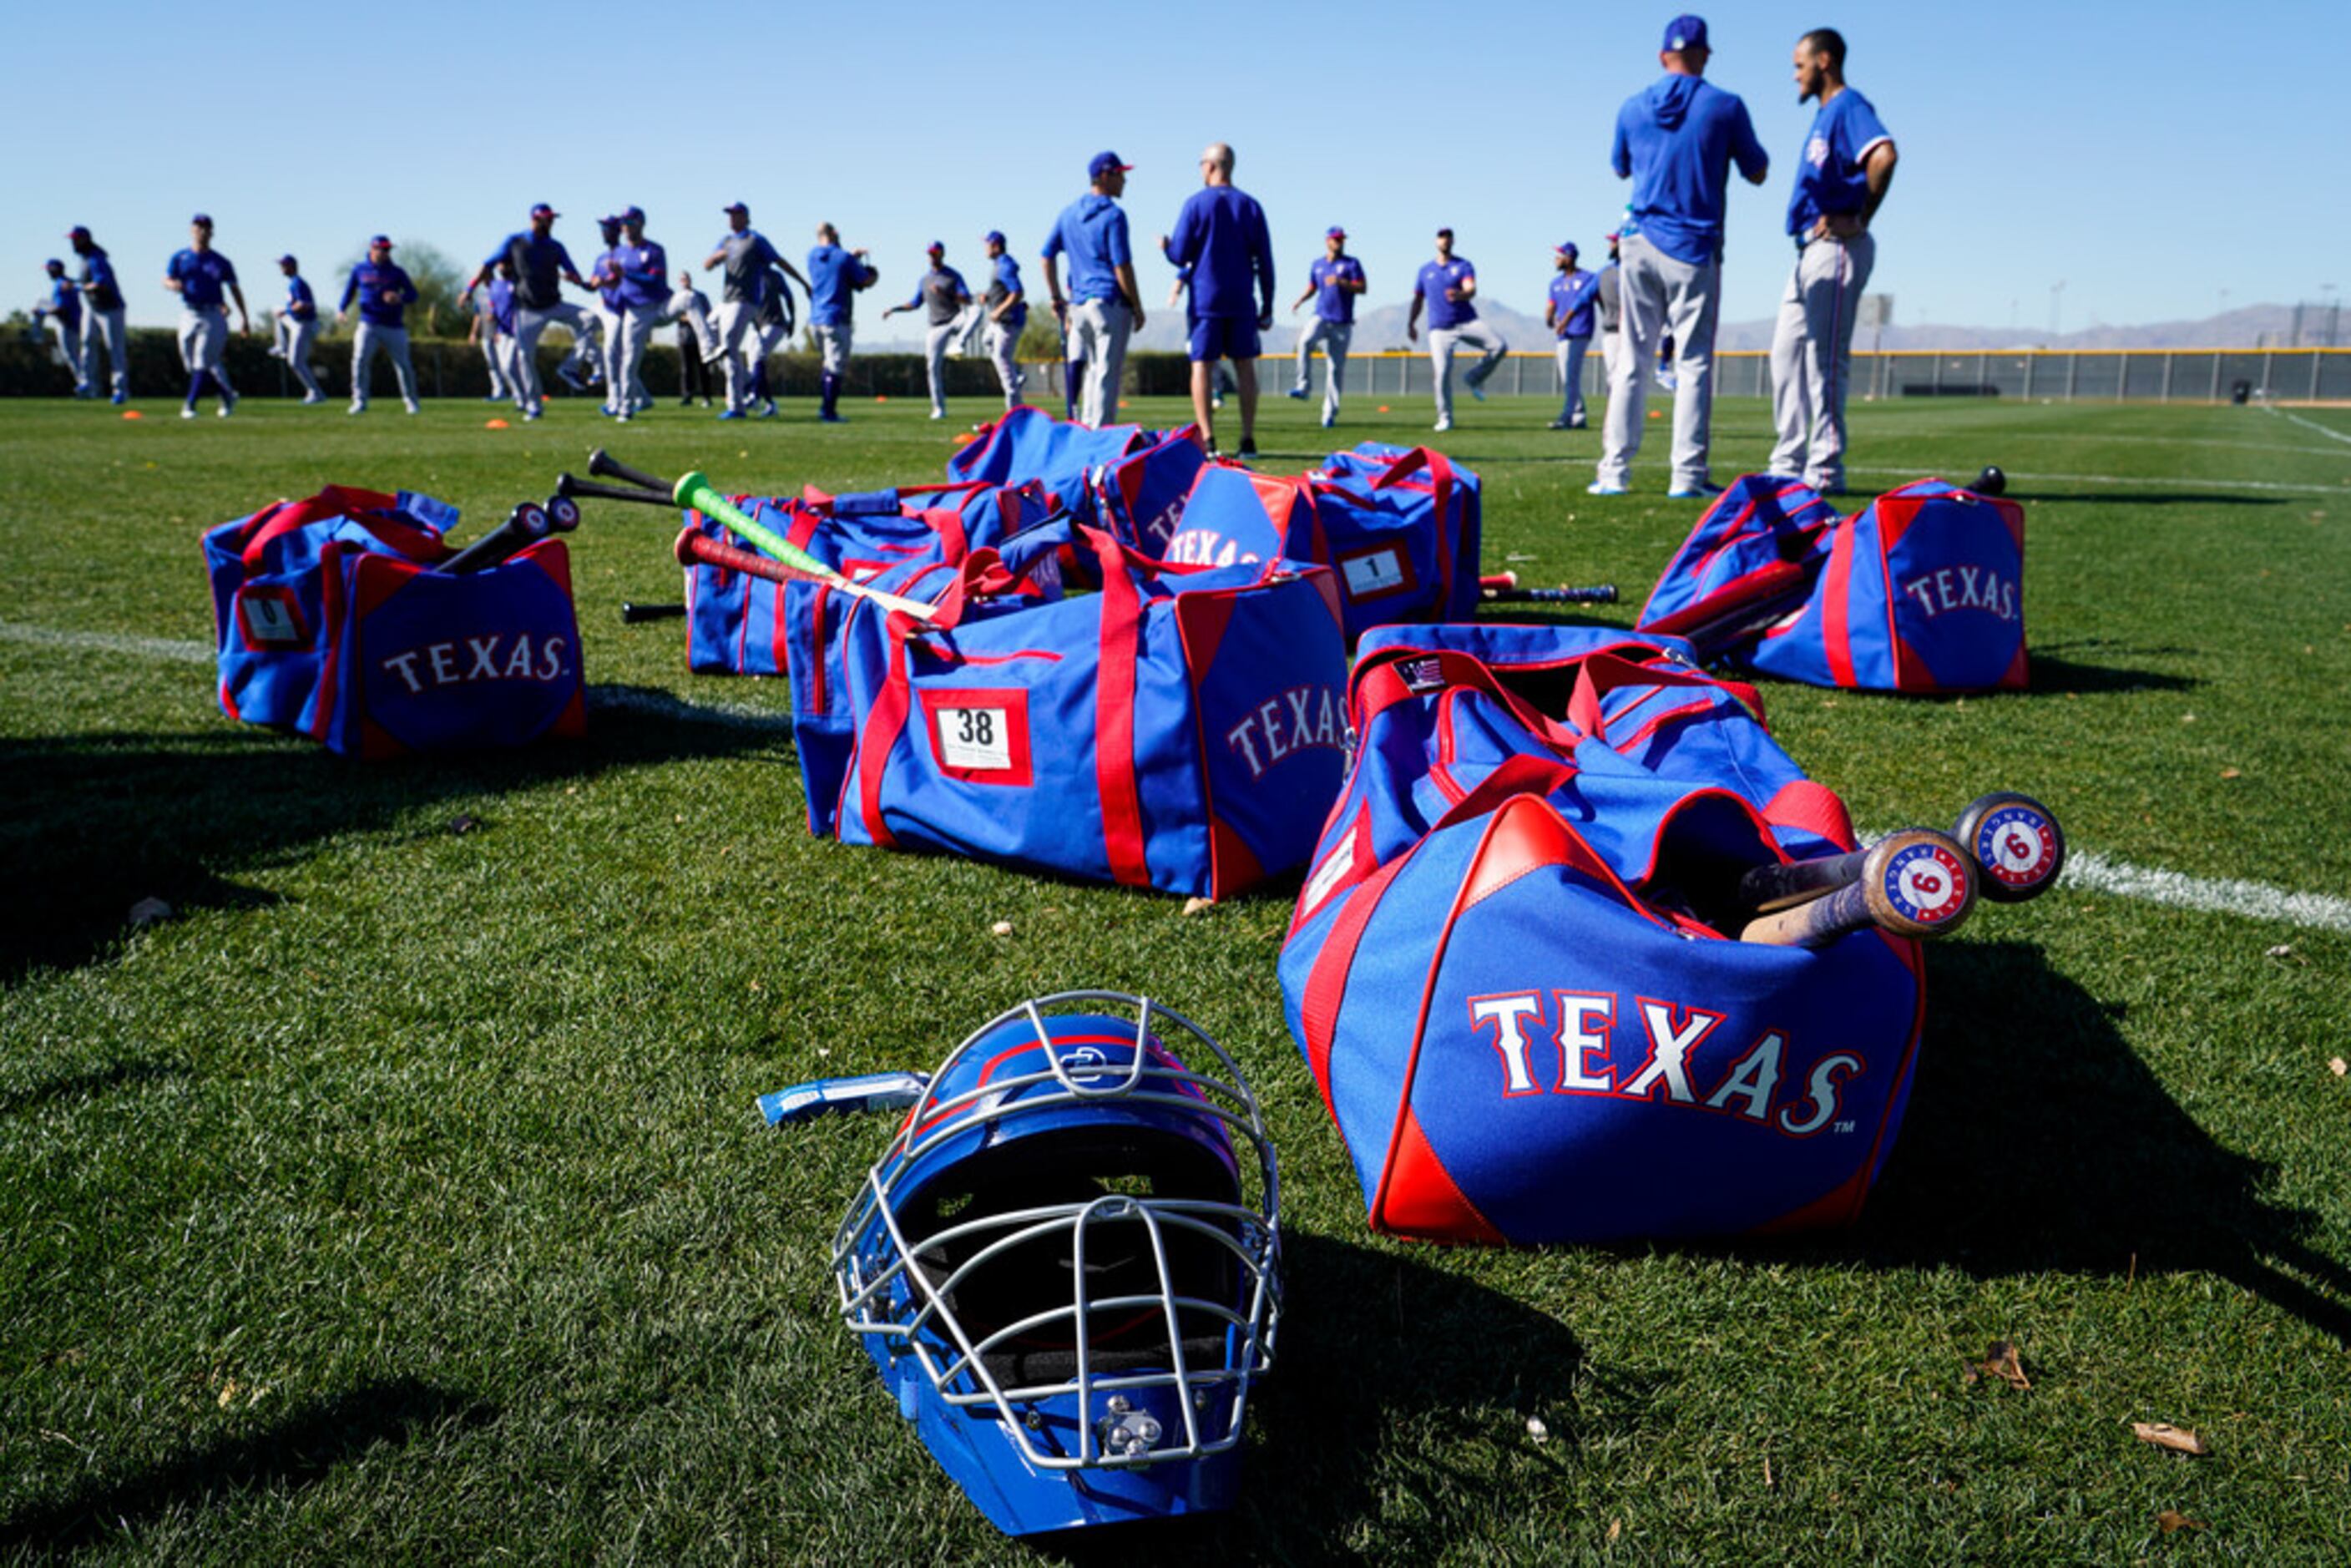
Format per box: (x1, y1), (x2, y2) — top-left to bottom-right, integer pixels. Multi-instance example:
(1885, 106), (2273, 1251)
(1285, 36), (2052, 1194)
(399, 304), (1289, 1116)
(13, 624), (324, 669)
(1591, 15), (1768, 498)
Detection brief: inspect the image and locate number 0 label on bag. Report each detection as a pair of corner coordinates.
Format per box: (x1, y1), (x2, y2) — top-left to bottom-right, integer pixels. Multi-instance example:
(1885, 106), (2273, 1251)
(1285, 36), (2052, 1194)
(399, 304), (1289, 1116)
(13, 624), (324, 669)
(918, 688), (1034, 785)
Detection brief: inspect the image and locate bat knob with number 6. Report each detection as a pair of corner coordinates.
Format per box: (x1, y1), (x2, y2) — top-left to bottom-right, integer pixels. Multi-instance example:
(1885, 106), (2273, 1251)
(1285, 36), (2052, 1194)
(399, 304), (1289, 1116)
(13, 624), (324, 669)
(1737, 827), (1977, 948)
(1953, 792), (2064, 903)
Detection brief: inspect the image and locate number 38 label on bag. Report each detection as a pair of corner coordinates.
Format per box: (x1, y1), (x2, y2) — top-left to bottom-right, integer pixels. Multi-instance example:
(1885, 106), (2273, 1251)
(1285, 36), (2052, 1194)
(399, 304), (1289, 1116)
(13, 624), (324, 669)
(918, 688), (1034, 786)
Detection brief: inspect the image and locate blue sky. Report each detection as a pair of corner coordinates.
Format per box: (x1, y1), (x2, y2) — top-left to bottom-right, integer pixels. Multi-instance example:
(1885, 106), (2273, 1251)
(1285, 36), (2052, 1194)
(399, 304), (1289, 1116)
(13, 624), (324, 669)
(14, 0), (2343, 336)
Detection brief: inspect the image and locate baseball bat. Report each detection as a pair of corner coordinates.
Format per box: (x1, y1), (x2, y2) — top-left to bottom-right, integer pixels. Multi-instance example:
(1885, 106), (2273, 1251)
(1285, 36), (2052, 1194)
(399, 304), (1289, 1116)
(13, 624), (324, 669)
(1737, 795), (2065, 916)
(584, 447), (671, 495)
(592, 452), (942, 621)
(1484, 583), (1619, 605)
(1737, 828), (1977, 947)
(1480, 571), (1520, 591)
(1972, 464), (2008, 498)
(441, 502), (550, 575)
(621, 601), (685, 624)
(672, 529), (941, 620)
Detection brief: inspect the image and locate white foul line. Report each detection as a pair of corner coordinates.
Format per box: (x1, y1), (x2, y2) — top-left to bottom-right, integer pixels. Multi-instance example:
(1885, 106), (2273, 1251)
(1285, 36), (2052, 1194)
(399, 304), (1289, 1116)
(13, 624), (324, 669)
(0, 622), (213, 663)
(2260, 400), (2351, 448)
(1844, 467), (2342, 496)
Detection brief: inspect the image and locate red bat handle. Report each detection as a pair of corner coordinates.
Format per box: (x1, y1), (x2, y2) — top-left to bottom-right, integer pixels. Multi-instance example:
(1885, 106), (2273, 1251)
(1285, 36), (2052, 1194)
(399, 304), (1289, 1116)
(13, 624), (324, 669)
(674, 529), (823, 589)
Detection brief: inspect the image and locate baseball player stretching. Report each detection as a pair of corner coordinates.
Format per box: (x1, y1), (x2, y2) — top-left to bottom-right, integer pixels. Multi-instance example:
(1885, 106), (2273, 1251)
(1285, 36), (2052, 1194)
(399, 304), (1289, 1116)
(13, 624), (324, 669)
(68, 226), (130, 404)
(164, 214), (250, 419)
(806, 224), (878, 423)
(579, 215), (626, 406)
(1406, 228), (1504, 433)
(338, 235), (422, 416)
(703, 204), (806, 420)
(34, 260), (92, 397)
(978, 231), (1028, 410)
(1767, 27), (1896, 495)
(468, 280), (511, 402)
(270, 255), (326, 402)
(463, 204), (593, 422)
(1544, 242), (1601, 429)
(1592, 14), (1769, 498)
(746, 267), (796, 417)
(1286, 226), (1363, 429)
(589, 207), (666, 423)
(882, 243), (973, 421)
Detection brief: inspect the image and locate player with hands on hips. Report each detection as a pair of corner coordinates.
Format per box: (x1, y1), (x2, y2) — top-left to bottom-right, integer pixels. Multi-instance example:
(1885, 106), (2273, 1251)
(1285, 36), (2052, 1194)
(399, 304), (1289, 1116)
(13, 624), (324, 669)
(1545, 242), (1601, 430)
(68, 226), (131, 403)
(164, 213), (250, 419)
(461, 204), (594, 422)
(1042, 151), (1145, 429)
(806, 223), (878, 423)
(34, 260), (93, 398)
(337, 235), (422, 416)
(270, 255), (326, 403)
(1287, 226), (1363, 429)
(882, 242), (974, 421)
(1405, 227), (1504, 433)
(1767, 27), (1896, 495)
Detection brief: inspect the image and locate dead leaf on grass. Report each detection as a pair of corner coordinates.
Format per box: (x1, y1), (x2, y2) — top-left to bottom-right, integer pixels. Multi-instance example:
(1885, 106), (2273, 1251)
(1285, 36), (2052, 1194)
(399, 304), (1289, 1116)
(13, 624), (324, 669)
(989, 920), (1014, 937)
(1181, 896), (1213, 917)
(2219, 767), (2242, 780)
(2328, 1058), (2346, 1078)
(1605, 1519), (1622, 1544)
(2156, 1509), (2207, 1533)
(1964, 1340), (2030, 1390)
(2131, 1422), (2211, 1457)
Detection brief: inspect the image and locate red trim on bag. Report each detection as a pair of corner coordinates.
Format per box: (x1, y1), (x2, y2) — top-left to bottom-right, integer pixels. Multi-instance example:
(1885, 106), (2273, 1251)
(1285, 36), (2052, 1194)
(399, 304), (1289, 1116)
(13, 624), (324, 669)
(235, 485), (402, 570)
(1374, 1110), (1507, 1243)
(1092, 533), (1151, 888)
(234, 583), (311, 651)
(313, 542), (347, 740)
(1298, 850), (1413, 1120)
(1998, 639), (2030, 690)
(1762, 779), (1858, 850)
(1821, 518), (1858, 688)
(1292, 805), (1373, 933)
(915, 685), (1034, 786)
(855, 637), (911, 851)
(1206, 819), (1265, 902)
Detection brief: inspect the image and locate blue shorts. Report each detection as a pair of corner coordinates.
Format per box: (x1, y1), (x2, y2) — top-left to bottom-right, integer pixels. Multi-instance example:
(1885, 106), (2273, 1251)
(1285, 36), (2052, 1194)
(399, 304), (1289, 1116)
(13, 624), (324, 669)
(1188, 316), (1261, 362)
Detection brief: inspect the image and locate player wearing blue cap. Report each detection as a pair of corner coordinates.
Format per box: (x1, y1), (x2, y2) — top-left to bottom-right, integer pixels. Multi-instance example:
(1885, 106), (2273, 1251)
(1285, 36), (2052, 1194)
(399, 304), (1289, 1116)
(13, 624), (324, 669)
(463, 205), (594, 422)
(1043, 152), (1145, 428)
(1545, 243), (1602, 430)
(882, 242), (975, 422)
(269, 255), (326, 403)
(1592, 15), (1769, 497)
(702, 204), (806, 420)
(34, 260), (92, 398)
(1165, 142), (1275, 457)
(1406, 228), (1504, 433)
(1287, 227), (1363, 429)
(806, 223), (879, 423)
(978, 231), (1028, 410)
(164, 215), (250, 419)
(586, 207), (667, 423)
(1767, 28), (1897, 495)
(68, 226), (130, 404)
(337, 236), (422, 416)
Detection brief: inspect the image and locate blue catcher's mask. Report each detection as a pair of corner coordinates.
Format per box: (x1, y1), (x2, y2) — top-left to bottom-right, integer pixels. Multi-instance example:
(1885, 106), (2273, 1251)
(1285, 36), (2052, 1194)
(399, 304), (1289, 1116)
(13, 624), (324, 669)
(832, 991), (1282, 1536)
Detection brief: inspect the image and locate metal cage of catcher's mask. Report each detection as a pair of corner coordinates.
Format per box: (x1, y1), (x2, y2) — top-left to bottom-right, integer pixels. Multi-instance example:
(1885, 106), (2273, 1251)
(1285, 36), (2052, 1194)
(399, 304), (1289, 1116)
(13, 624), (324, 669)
(832, 991), (1281, 1536)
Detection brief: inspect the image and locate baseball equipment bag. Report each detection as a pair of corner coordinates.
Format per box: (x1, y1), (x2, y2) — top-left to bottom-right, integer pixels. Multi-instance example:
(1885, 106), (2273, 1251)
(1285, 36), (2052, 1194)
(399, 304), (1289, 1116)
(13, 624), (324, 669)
(1278, 623), (1925, 1245)
(204, 485), (584, 758)
(684, 481), (1049, 676)
(947, 406), (1206, 549)
(789, 524), (1349, 900)
(1641, 476), (2028, 692)
(1162, 444), (1482, 646)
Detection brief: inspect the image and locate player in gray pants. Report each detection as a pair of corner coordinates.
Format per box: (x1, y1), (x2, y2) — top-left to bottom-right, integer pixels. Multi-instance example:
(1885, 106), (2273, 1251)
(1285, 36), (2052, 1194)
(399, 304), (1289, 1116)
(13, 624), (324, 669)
(882, 242), (974, 420)
(68, 227), (131, 403)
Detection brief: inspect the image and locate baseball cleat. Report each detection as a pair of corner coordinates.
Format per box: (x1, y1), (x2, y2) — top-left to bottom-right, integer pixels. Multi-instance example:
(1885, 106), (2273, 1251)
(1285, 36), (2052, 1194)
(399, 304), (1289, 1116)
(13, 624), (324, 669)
(1433, 417), (1453, 432)
(1586, 480), (1629, 496)
(180, 406), (197, 419)
(1286, 387), (1307, 400)
(1320, 412), (1336, 428)
(717, 409), (745, 421)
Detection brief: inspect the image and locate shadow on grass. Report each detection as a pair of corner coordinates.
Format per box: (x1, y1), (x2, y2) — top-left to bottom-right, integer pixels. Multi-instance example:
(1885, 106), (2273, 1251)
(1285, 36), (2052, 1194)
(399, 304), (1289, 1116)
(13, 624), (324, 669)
(2026, 650), (2198, 695)
(1820, 940), (2351, 1347)
(0, 1377), (490, 1552)
(1040, 1232), (1631, 1567)
(0, 1056), (188, 1119)
(0, 684), (792, 985)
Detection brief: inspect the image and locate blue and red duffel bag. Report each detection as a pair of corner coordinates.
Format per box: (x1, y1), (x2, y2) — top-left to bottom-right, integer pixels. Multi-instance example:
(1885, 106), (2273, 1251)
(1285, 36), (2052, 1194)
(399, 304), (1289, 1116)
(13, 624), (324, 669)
(787, 524), (1349, 901)
(1160, 444), (1481, 645)
(945, 407), (1206, 549)
(683, 480), (1049, 677)
(204, 485), (584, 758)
(1278, 623), (1925, 1245)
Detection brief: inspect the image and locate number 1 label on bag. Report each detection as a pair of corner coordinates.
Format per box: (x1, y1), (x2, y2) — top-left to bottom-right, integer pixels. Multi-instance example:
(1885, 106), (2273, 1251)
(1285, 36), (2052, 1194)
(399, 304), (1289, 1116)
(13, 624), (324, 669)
(919, 688), (1033, 785)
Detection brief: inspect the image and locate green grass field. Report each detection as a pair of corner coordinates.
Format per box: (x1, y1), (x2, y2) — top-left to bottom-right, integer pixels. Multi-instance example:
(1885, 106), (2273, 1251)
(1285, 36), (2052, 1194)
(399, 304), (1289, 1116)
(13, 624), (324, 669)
(3, 387), (2348, 1563)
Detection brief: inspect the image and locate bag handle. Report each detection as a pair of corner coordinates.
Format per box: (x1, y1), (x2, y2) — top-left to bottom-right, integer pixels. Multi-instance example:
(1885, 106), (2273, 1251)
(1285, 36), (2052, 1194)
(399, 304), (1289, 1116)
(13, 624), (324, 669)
(237, 485), (418, 571)
(1366, 445), (1459, 602)
(1565, 650), (1761, 741)
(1428, 752), (1580, 831)
(1351, 645), (1582, 752)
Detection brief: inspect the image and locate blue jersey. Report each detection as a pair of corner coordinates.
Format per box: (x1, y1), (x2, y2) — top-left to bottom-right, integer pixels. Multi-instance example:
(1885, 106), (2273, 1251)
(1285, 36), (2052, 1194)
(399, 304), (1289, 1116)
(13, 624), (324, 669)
(1610, 75), (1769, 266)
(713, 230), (783, 305)
(614, 240), (668, 309)
(1041, 194), (1132, 304)
(78, 247), (124, 312)
(341, 260), (417, 328)
(488, 277), (517, 336)
(1165, 185), (1274, 321)
(988, 254), (1028, 331)
(283, 275), (316, 320)
(48, 277), (83, 328)
(1548, 270), (1600, 338)
(485, 231), (577, 311)
(806, 244), (876, 326)
(1415, 258), (1479, 330)
(1309, 256), (1364, 324)
(168, 248), (238, 311)
(1787, 88), (1893, 236)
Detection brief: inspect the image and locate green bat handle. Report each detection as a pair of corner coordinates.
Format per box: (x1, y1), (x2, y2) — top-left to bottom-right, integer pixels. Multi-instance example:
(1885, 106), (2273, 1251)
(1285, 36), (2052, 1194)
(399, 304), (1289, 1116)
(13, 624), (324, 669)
(670, 470), (938, 621)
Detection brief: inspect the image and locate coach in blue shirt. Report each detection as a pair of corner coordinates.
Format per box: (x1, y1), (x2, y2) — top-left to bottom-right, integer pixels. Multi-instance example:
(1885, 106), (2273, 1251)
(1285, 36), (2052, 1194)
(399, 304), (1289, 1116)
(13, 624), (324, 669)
(338, 235), (422, 416)
(1767, 27), (1898, 495)
(1165, 142), (1274, 456)
(806, 222), (878, 423)
(1591, 15), (1769, 498)
(1043, 151), (1145, 428)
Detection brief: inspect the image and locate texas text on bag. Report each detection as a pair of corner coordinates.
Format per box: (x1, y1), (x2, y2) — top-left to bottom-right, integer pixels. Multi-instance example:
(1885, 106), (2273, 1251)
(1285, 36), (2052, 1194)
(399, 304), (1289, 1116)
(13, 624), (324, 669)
(1278, 624), (1926, 1246)
(204, 485), (584, 758)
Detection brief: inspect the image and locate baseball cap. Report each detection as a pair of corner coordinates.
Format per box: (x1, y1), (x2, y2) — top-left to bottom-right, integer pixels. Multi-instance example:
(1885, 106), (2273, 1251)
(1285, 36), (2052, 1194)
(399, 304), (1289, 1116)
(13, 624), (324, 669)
(1605, 230), (1623, 245)
(926, 240), (944, 254)
(276, 254), (297, 266)
(621, 205), (646, 225)
(530, 203), (559, 219)
(1327, 225), (1347, 239)
(1435, 226), (1454, 239)
(983, 230), (1005, 245)
(1087, 150), (1133, 180)
(44, 258), (63, 271)
(370, 235), (392, 249)
(722, 201), (750, 215)
(67, 225), (90, 241)
(190, 212), (213, 226)
(1662, 14), (1708, 52)
(1555, 240), (1579, 257)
